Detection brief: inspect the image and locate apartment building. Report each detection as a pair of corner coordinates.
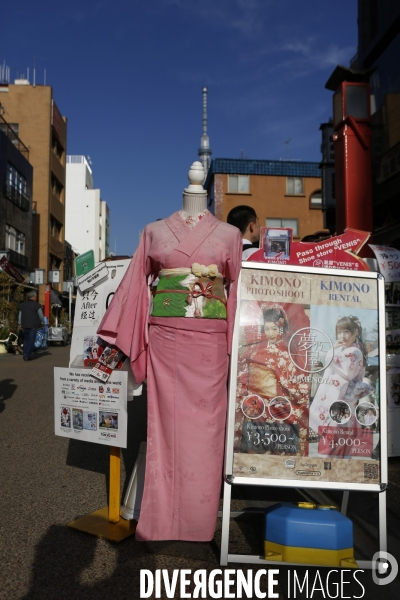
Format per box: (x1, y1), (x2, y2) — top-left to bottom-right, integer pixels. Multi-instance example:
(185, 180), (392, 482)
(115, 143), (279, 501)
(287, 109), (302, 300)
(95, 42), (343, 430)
(65, 156), (109, 261)
(0, 80), (67, 301)
(204, 158), (323, 240)
(0, 113), (33, 277)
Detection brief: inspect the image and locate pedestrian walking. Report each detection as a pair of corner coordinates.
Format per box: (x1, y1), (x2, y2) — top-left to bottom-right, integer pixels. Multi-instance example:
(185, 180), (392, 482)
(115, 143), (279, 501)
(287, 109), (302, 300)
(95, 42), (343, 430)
(18, 291), (44, 361)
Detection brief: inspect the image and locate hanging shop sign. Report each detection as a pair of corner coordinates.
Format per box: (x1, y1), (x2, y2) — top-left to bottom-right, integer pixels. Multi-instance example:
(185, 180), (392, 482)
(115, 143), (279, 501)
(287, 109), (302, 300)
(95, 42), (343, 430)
(54, 367), (128, 448)
(224, 262), (387, 492)
(0, 255), (25, 283)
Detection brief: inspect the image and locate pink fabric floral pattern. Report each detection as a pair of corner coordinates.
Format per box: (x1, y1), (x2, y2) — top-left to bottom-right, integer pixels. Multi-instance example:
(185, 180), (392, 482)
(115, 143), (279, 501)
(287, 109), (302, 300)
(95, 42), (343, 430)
(178, 209), (208, 229)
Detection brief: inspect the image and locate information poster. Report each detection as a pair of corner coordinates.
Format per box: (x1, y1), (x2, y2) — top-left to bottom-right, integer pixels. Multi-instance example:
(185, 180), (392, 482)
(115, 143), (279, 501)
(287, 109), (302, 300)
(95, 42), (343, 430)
(229, 264), (385, 488)
(54, 367), (128, 448)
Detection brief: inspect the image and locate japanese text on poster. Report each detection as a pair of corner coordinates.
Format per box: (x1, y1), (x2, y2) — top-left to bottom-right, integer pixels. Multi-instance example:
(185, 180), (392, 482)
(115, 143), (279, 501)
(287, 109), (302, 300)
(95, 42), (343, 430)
(230, 266), (382, 488)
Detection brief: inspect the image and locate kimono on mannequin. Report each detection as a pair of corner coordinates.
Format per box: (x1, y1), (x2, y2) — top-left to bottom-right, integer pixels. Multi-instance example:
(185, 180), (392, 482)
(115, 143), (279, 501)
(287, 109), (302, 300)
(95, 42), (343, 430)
(97, 209), (242, 541)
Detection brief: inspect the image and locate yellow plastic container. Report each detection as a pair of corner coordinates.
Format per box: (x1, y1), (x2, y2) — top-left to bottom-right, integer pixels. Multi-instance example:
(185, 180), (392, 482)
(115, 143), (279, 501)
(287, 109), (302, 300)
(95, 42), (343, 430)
(264, 540), (358, 568)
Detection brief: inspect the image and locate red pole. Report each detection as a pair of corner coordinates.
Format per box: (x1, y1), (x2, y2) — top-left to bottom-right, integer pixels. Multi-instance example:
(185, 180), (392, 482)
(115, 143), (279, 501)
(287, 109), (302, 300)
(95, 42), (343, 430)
(44, 284), (51, 320)
(333, 82), (374, 257)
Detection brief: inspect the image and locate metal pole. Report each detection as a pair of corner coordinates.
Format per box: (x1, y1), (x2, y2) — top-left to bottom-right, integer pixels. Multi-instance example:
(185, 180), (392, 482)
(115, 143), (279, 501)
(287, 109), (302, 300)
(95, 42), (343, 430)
(68, 282), (72, 324)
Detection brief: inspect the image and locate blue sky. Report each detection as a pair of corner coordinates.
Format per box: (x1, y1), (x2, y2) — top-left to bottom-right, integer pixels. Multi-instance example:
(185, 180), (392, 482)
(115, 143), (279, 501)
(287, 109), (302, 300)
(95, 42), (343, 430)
(2, 0), (357, 256)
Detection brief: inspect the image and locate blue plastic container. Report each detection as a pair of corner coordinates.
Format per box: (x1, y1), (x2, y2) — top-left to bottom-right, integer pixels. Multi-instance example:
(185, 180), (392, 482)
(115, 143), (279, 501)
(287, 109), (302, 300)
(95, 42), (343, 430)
(264, 503), (353, 551)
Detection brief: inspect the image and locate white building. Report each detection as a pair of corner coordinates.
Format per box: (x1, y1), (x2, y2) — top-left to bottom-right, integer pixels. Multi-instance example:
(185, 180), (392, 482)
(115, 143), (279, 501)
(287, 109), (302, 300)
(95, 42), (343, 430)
(65, 156), (109, 261)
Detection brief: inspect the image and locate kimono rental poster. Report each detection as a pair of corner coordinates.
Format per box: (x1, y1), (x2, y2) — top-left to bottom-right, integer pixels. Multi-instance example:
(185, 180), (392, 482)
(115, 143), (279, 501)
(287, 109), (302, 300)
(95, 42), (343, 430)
(232, 267), (381, 486)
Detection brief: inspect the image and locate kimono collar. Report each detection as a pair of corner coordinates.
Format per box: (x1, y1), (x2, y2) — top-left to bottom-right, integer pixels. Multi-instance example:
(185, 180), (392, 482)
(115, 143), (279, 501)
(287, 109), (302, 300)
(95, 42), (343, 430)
(164, 210), (220, 259)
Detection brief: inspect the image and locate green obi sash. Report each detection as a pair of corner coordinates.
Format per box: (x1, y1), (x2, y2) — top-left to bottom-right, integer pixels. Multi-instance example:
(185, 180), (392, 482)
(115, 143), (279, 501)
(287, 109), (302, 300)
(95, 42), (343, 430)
(151, 267), (226, 319)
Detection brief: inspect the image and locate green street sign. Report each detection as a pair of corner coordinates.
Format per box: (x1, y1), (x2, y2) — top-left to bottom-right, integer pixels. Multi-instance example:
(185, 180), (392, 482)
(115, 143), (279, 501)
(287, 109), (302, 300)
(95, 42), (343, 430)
(75, 250), (95, 277)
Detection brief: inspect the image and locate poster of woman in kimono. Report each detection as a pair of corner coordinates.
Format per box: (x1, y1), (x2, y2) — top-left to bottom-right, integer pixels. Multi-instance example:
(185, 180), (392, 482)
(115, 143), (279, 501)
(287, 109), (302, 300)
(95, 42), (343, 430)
(308, 305), (379, 460)
(234, 301), (310, 457)
(229, 265), (384, 488)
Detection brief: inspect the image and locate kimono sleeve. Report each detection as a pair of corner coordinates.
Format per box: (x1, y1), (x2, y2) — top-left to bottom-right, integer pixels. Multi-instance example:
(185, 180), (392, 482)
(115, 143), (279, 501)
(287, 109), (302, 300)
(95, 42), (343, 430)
(331, 347), (363, 382)
(225, 229), (243, 355)
(97, 229), (151, 384)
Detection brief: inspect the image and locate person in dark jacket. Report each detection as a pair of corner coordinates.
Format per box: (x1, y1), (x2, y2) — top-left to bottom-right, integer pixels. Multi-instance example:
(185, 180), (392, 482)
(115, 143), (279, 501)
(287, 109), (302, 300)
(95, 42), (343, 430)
(227, 205), (260, 259)
(18, 291), (44, 361)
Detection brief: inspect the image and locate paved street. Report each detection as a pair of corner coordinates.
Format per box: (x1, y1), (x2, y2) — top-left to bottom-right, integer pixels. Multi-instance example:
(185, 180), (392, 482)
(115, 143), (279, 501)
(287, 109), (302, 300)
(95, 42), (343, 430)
(1, 346), (400, 599)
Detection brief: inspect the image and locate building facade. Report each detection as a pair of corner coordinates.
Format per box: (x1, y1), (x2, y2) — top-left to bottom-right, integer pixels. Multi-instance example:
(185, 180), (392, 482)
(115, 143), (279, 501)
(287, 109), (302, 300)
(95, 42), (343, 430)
(0, 113), (33, 277)
(329, 0), (400, 247)
(65, 156), (109, 261)
(0, 80), (67, 301)
(204, 158), (323, 240)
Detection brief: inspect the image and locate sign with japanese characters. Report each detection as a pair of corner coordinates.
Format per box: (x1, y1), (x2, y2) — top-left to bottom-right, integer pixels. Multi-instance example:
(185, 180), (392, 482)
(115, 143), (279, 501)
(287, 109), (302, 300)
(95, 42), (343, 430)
(369, 244), (400, 283)
(225, 262), (386, 491)
(54, 367), (128, 448)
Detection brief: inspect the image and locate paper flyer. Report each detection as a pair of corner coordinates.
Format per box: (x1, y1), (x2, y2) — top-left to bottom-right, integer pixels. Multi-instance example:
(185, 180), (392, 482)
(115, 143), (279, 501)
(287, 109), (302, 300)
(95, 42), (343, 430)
(54, 367), (128, 448)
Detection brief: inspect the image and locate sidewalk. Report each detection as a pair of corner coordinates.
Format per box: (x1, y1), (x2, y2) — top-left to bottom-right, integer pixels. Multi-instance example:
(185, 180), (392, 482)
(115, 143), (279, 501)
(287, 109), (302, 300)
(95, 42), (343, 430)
(0, 347), (399, 599)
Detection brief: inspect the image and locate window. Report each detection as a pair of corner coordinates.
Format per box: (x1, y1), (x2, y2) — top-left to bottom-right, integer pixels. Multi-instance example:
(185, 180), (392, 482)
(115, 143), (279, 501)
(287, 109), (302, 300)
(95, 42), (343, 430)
(51, 175), (63, 199)
(0, 123), (19, 145)
(50, 216), (62, 241)
(5, 224), (25, 254)
(310, 190), (322, 208)
(5, 162), (29, 210)
(286, 177), (304, 195)
(228, 175), (250, 193)
(52, 134), (64, 160)
(266, 218), (298, 237)
(50, 254), (62, 272)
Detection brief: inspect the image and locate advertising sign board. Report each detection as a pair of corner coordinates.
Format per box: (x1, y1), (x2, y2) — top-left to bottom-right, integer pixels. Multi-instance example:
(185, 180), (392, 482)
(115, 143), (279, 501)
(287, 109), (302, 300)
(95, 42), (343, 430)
(54, 367), (128, 448)
(225, 262), (387, 492)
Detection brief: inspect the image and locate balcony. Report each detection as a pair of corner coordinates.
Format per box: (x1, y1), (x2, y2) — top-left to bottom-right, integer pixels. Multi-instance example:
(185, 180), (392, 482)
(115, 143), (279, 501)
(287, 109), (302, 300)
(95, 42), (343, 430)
(0, 248), (29, 270)
(4, 184), (30, 212)
(0, 117), (29, 160)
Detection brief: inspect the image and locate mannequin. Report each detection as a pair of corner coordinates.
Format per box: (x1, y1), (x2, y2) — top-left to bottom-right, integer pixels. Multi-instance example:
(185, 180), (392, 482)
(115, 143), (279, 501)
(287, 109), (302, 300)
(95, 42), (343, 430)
(97, 162), (242, 542)
(120, 161), (209, 521)
(181, 161), (208, 216)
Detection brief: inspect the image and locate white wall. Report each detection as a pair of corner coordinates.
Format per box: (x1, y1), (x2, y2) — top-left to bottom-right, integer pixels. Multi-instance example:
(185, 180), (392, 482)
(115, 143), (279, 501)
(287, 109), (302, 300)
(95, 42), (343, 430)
(65, 156), (109, 261)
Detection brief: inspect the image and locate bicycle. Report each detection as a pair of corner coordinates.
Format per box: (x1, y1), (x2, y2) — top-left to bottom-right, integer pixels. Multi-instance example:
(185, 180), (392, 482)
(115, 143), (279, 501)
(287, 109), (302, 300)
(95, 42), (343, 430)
(0, 331), (19, 354)
(0, 329), (45, 354)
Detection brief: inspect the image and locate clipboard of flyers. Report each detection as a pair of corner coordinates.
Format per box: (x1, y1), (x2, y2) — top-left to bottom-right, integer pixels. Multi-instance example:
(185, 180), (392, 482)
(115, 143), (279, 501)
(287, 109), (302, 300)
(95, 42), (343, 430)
(224, 261), (387, 493)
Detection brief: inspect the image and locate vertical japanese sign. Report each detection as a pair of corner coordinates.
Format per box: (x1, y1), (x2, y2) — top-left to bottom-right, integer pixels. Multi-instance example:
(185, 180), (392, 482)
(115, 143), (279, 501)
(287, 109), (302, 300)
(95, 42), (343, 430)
(227, 264), (385, 490)
(69, 260), (130, 369)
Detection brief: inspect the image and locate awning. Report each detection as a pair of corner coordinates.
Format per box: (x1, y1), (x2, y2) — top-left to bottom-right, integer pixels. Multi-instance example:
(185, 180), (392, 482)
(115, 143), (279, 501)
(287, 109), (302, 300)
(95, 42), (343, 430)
(51, 289), (63, 307)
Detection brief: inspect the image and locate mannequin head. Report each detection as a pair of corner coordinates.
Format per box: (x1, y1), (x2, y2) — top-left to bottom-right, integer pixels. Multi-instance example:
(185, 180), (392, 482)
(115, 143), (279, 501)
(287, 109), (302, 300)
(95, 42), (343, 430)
(182, 161), (208, 216)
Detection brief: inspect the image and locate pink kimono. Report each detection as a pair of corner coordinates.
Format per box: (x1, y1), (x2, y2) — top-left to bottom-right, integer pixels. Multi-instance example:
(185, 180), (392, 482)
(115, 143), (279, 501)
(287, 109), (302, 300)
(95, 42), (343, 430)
(97, 211), (242, 541)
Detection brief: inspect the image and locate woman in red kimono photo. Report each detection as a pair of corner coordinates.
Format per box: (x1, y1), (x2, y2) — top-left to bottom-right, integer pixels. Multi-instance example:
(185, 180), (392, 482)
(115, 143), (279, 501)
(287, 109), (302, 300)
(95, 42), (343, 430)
(234, 303), (310, 456)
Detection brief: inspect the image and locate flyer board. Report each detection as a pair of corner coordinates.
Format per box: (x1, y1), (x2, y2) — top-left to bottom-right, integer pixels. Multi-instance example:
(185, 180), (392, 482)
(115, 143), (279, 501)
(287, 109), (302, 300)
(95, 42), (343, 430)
(54, 367), (128, 448)
(225, 262), (387, 492)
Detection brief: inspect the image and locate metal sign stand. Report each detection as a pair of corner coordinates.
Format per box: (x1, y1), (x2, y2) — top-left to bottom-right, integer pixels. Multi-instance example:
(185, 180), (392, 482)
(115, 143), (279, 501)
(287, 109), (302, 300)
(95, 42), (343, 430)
(220, 484), (387, 569)
(220, 262), (388, 569)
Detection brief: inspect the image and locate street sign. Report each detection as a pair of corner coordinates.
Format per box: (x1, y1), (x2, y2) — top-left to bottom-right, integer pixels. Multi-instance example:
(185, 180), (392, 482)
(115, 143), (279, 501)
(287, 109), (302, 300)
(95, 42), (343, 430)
(75, 250), (95, 277)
